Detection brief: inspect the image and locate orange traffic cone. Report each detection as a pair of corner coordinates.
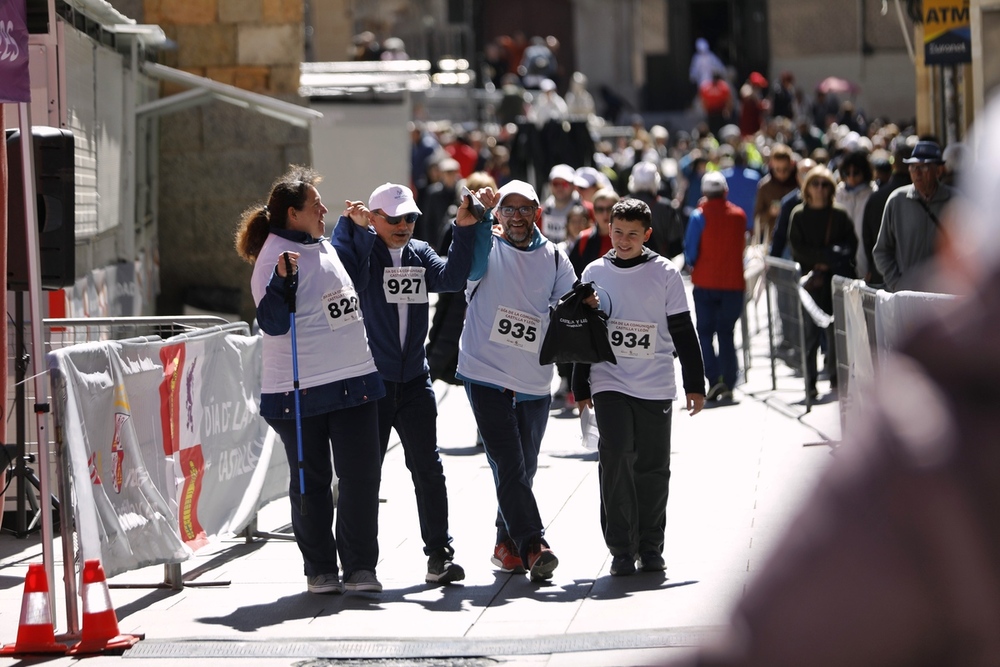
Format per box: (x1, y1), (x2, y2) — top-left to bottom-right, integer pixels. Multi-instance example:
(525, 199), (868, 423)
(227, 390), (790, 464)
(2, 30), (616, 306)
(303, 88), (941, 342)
(67, 559), (142, 655)
(0, 563), (68, 655)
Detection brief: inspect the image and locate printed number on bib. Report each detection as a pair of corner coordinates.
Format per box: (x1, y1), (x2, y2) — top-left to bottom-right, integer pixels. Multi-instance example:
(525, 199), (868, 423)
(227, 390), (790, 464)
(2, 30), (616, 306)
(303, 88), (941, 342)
(383, 267), (428, 304)
(489, 306), (541, 353)
(322, 286), (361, 331)
(607, 319), (656, 359)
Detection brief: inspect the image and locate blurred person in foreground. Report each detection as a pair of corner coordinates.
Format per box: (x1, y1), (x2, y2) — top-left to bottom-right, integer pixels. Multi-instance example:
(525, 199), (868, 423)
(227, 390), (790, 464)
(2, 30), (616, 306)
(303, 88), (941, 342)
(665, 98), (1000, 667)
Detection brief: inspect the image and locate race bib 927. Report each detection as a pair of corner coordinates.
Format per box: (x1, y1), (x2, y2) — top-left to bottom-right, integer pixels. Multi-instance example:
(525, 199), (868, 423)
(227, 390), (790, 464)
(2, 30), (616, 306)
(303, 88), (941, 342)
(383, 266), (427, 303)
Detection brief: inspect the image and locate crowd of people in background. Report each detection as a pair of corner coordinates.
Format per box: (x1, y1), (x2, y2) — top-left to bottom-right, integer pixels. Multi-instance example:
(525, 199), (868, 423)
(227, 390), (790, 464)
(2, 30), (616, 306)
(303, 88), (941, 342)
(404, 36), (965, 406)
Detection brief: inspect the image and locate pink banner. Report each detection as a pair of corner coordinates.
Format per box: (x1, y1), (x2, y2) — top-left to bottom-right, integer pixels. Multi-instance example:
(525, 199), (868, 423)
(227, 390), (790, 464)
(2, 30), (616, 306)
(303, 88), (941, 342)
(0, 0), (30, 103)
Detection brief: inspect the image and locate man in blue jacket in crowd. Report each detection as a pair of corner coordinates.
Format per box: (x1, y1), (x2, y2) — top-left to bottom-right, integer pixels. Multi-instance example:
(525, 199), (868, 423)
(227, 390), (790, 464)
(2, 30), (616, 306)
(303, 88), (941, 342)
(333, 182), (495, 584)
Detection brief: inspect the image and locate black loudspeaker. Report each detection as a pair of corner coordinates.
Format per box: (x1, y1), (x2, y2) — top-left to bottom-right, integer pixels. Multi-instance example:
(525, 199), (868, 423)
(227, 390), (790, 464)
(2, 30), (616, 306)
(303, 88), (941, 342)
(5, 127), (75, 291)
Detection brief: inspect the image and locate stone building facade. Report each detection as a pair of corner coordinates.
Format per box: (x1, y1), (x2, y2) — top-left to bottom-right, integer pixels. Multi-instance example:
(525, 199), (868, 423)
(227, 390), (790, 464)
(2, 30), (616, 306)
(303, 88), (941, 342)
(117, 0), (313, 321)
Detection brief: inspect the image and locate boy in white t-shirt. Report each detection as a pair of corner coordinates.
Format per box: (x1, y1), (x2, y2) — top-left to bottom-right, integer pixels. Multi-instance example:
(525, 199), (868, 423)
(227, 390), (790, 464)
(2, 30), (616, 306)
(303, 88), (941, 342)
(574, 198), (706, 576)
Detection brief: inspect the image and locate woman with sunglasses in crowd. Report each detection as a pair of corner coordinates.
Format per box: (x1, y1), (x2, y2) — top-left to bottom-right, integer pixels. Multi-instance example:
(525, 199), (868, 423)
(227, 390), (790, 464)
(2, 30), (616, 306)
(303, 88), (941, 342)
(235, 165), (385, 595)
(834, 149), (875, 279)
(788, 166), (858, 400)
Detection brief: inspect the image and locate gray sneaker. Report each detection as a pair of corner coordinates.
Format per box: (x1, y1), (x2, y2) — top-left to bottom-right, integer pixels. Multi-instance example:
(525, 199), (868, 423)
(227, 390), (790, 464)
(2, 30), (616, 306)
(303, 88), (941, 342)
(307, 573), (344, 594)
(426, 547), (466, 584)
(344, 569), (383, 592)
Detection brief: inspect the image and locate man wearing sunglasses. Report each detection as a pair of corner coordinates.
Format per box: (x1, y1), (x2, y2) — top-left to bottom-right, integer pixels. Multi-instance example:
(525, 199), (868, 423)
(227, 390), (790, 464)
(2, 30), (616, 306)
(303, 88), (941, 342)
(332, 182), (496, 586)
(456, 180), (586, 582)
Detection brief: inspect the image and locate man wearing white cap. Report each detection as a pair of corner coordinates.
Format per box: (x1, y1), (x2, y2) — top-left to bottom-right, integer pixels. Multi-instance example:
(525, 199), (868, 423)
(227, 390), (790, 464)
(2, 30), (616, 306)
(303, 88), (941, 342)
(333, 182), (496, 585)
(683, 171), (751, 401)
(540, 163), (581, 243)
(628, 160), (685, 258)
(457, 179), (583, 582)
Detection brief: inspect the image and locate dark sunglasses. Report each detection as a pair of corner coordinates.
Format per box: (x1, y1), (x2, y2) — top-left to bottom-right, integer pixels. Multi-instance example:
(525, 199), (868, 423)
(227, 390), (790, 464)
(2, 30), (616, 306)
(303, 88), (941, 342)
(592, 205), (613, 214)
(375, 211), (419, 225)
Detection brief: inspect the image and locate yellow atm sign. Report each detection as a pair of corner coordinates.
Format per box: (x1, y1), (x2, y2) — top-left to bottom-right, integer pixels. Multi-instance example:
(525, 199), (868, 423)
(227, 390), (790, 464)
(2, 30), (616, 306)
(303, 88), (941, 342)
(924, 0), (971, 64)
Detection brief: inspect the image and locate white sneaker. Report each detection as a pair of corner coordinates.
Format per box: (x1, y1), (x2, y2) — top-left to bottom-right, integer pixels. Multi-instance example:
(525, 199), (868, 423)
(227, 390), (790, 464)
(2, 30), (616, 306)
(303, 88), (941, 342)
(307, 573), (343, 594)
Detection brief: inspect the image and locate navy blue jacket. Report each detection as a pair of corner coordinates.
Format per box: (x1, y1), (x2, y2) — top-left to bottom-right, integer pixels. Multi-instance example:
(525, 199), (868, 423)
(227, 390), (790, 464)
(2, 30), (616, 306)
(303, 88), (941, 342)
(332, 216), (478, 383)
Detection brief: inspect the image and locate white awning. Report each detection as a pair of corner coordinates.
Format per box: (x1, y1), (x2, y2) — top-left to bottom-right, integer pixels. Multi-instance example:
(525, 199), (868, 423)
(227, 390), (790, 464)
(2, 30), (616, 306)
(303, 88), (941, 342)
(138, 62), (322, 127)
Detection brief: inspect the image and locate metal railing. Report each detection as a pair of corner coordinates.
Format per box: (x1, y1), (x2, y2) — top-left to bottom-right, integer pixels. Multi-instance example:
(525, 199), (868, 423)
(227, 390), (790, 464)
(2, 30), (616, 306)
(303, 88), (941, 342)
(763, 257), (814, 411)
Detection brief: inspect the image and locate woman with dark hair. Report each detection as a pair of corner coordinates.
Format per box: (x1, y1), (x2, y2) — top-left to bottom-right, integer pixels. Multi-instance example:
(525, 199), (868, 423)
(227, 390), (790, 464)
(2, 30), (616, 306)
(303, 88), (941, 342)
(788, 166), (857, 399)
(235, 165), (385, 595)
(834, 149), (875, 277)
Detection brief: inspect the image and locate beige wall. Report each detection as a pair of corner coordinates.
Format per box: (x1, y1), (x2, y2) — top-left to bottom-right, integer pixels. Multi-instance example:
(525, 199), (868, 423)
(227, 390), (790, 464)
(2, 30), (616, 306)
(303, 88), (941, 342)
(973, 0), (1000, 113)
(144, 0), (304, 94)
(310, 0), (352, 62)
(138, 0), (312, 319)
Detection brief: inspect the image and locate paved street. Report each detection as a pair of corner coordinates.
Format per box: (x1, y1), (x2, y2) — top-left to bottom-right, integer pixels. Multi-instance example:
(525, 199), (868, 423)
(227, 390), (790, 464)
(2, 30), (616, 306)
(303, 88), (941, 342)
(0, 298), (841, 666)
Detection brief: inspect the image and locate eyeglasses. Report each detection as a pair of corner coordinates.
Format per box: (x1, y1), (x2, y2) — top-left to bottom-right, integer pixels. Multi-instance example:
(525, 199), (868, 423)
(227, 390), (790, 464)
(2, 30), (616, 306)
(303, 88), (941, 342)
(375, 211), (419, 225)
(808, 181), (833, 189)
(908, 163), (937, 172)
(498, 205), (537, 218)
(843, 169), (863, 177)
(592, 206), (613, 214)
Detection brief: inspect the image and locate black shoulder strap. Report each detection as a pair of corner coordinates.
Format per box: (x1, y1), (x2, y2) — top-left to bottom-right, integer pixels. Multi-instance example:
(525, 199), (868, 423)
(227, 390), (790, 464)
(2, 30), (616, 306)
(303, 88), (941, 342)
(914, 196), (942, 228)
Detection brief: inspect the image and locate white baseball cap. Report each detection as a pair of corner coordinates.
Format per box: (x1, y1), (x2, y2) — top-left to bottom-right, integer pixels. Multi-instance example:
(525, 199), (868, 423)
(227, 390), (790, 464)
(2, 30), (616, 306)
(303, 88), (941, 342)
(368, 183), (421, 216)
(497, 180), (540, 206)
(701, 171), (729, 195)
(548, 163), (577, 184)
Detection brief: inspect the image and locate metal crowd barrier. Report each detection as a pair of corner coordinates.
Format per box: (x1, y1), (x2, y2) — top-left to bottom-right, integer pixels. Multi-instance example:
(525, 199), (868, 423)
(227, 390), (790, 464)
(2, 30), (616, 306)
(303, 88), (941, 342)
(831, 277), (880, 435)
(6, 316), (254, 623)
(763, 257), (814, 411)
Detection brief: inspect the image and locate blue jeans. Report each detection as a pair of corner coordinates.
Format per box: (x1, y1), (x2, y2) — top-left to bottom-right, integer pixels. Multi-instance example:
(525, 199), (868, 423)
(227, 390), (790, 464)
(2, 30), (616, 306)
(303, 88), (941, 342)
(266, 400), (381, 580)
(464, 382), (551, 563)
(377, 373), (452, 555)
(693, 287), (745, 389)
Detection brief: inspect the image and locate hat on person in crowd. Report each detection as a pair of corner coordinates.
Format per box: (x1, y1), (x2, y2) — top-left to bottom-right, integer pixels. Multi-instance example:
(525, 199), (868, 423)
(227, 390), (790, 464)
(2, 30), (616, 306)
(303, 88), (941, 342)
(369, 183), (421, 216)
(628, 161), (661, 193)
(540, 79), (557, 92)
(438, 157), (461, 172)
(650, 125), (669, 142)
(701, 171), (729, 195)
(549, 163), (577, 184)
(903, 140), (944, 164)
(574, 166), (603, 189)
(497, 180), (540, 207)
(719, 124), (741, 142)
(749, 72), (768, 88)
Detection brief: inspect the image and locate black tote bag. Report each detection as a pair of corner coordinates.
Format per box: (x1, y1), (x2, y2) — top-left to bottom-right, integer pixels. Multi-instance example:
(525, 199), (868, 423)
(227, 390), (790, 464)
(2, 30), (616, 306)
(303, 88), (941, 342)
(539, 281), (617, 365)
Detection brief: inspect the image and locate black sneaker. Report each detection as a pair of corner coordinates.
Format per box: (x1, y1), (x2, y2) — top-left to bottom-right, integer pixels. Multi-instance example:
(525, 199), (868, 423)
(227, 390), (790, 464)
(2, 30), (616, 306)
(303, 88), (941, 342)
(610, 553), (636, 576)
(706, 382), (728, 401)
(426, 547), (466, 584)
(638, 552), (666, 572)
(526, 538), (558, 582)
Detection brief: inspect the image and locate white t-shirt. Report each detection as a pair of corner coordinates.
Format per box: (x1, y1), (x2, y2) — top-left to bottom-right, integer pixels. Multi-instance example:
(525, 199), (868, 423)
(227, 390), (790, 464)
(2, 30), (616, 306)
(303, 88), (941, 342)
(458, 237), (577, 396)
(251, 234), (377, 393)
(541, 195), (578, 243)
(387, 247), (408, 349)
(582, 254), (690, 400)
